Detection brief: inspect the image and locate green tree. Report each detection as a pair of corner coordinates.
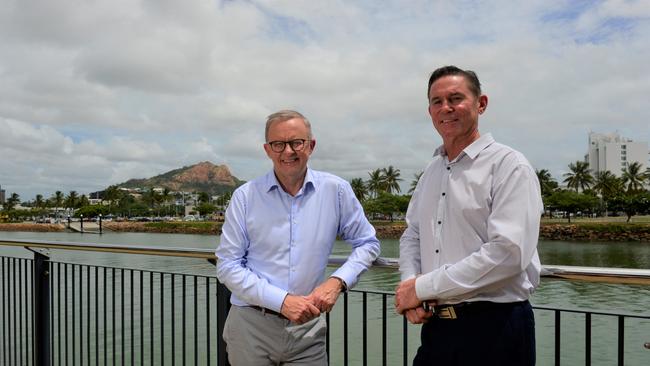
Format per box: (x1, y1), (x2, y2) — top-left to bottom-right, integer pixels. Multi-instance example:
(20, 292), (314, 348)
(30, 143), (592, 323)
(103, 185), (122, 211)
(362, 192), (408, 222)
(34, 194), (45, 209)
(593, 171), (623, 200)
(161, 188), (172, 206)
(4, 193), (20, 211)
(350, 178), (368, 202)
(366, 169), (385, 198)
(546, 190), (598, 223)
(198, 191), (210, 204)
(621, 162), (646, 193)
(75, 205), (109, 218)
(609, 192), (650, 223)
(196, 202), (216, 217)
(408, 171), (423, 194)
(143, 188), (160, 210)
(535, 169), (558, 197)
(382, 166), (402, 194)
(563, 161), (594, 192)
(65, 191), (79, 210)
(79, 194), (90, 208)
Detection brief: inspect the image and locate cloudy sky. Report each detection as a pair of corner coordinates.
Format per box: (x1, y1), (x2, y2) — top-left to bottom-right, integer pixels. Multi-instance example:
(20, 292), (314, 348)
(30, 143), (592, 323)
(1, 0), (649, 201)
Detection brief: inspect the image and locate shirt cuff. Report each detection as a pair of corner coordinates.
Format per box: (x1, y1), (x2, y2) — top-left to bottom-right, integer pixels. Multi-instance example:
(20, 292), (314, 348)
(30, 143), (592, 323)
(264, 285), (289, 313)
(331, 267), (357, 290)
(414, 272), (436, 301)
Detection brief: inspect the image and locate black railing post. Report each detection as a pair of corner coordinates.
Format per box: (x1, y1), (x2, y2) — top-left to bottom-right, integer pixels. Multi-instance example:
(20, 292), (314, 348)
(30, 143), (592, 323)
(216, 280), (231, 366)
(31, 248), (51, 366)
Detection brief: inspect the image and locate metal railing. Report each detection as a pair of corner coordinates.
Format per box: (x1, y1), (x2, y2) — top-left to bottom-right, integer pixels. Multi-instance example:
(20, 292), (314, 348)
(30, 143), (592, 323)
(1, 239), (649, 366)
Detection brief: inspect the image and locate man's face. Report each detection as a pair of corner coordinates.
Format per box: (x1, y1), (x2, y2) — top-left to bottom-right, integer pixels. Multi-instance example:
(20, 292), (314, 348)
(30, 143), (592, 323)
(428, 75), (487, 143)
(264, 118), (314, 182)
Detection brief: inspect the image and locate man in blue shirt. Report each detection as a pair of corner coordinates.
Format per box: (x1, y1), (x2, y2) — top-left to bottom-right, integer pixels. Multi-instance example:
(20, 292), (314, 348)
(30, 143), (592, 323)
(216, 110), (380, 365)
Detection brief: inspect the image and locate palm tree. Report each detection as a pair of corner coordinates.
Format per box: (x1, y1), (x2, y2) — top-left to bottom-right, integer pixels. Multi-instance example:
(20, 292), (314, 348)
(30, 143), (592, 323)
(161, 188), (172, 206)
(52, 191), (64, 209)
(143, 188), (160, 210)
(621, 162), (646, 193)
(535, 169), (558, 197)
(563, 161), (594, 192)
(350, 178), (368, 202)
(65, 191), (79, 211)
(78, 194), (89, 207)
(103, 185), (122, 212)
(408, 171), (423, 194)
(4, 193), (20, 211)
(34, 194), (45, 209)
(198, 191), (210, 204)
(382, 166), (402, 194)
(593, 170), (623, 200)
(366, 169), (385, 198)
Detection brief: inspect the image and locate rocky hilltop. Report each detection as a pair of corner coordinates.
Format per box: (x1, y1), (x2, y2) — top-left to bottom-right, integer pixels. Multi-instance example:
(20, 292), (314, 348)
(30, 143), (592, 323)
(120, 161), (245, 195)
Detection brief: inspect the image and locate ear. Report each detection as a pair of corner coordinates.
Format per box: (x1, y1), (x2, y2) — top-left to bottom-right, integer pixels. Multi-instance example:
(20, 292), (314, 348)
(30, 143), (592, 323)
(309, 139), (316, 152)
(478, 95), (488, 114)
(263, 143), (273, 158)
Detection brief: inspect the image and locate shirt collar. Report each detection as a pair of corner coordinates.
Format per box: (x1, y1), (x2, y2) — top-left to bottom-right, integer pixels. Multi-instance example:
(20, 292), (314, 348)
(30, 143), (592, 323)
(433, 133), (495, 161)
(265, 168), (316, 194)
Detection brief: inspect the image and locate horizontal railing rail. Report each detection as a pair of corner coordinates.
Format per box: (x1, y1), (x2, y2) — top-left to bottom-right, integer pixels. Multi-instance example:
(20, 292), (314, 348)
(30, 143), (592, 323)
(1, 239), (649, 366)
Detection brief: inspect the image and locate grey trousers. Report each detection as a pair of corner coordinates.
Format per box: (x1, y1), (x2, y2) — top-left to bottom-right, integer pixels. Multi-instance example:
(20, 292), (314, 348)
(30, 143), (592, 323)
(223, 305), (328, 366)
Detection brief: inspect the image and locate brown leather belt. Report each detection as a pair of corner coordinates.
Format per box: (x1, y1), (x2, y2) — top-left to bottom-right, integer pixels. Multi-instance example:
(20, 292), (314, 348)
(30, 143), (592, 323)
(249, 305), (287, 319)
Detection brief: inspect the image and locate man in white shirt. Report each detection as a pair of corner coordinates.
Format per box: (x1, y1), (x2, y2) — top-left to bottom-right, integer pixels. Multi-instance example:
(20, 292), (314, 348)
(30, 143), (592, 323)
(395, 66), (542, 365)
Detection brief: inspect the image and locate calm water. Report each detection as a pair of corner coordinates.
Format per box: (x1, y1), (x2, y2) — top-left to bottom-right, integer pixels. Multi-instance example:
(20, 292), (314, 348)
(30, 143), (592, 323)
(1, 231), (649, 365)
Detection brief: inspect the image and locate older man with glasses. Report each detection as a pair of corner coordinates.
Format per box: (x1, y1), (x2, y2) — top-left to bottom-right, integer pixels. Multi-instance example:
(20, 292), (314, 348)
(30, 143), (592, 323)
(216, 110), (380, 365)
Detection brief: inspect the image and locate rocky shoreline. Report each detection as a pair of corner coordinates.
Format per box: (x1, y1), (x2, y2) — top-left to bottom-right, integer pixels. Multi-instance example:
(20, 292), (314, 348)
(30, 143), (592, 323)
(0, 223), (65, 232)
(1, 222), (649, 242)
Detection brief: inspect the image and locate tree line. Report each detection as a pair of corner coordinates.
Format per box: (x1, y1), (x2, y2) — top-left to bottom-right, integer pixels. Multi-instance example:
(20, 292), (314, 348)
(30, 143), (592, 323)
(2, 161), (649, 223)
(538, 161), (650, 222)
(1, 185), (233, 222)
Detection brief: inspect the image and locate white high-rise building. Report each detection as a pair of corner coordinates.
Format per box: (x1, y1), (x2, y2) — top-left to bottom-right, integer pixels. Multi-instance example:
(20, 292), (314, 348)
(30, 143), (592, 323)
(586, 132), (648, 177)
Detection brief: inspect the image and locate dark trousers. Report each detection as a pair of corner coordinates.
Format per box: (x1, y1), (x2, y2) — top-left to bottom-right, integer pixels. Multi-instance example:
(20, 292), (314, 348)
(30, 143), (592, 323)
(413, 300), (535, 366)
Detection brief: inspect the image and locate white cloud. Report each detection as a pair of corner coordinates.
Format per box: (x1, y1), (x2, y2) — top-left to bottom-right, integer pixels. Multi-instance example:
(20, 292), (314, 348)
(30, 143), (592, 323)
(1, 0), (649, 200)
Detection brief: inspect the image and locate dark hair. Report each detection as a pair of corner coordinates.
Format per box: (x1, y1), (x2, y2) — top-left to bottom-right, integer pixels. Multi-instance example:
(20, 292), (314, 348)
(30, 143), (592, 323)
(427, 65), (482, 99)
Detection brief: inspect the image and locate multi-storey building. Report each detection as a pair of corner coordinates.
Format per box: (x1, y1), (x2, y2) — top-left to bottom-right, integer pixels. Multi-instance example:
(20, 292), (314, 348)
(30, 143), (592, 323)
(586, 132), (648, 177)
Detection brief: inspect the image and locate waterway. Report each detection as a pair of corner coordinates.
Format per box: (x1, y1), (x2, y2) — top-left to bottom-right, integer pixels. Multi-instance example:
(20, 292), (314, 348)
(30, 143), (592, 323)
(1, 231), (649, 365)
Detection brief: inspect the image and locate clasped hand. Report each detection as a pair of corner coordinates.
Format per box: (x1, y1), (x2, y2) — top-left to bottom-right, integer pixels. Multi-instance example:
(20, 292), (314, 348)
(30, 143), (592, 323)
(280, 277), (343, 324)
(394, 278), (434, 324)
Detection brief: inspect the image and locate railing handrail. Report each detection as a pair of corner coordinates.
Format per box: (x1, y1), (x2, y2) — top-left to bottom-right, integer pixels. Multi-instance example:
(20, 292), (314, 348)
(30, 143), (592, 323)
(0, 238), (216, 259)
(0, 239), (401, 268)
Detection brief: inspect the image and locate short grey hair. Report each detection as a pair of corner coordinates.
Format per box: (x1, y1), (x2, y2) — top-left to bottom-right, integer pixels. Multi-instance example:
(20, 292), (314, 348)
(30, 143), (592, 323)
(265, 110), (312, 141)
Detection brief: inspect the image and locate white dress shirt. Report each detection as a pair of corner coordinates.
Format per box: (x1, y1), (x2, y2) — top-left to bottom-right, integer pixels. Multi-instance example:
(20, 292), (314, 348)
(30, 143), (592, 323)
(399, 133), (543, 304)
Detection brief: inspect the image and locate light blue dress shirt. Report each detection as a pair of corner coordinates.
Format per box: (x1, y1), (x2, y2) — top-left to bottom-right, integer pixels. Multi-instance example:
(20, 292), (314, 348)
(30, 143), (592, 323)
(216, 168), (380, 313)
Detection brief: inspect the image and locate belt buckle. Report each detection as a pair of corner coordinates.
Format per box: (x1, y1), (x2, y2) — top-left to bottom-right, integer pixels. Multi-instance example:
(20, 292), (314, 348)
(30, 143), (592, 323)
(436, 305), (457, 319)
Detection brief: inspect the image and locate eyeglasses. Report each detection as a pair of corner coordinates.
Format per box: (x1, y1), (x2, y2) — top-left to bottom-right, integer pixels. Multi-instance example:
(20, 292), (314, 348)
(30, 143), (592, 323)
(267, 139), (310, 153)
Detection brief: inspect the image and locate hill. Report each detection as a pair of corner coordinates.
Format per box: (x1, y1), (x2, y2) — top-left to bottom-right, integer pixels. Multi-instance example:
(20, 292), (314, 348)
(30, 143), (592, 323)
(119, 161), (245, 195)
